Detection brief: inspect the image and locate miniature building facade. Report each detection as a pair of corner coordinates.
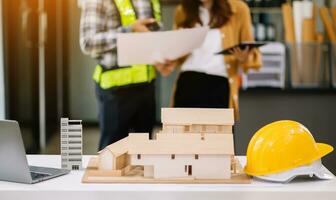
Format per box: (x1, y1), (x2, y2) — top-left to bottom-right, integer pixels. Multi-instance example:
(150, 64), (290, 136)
(161, 108), (234, 134)
(61, 118), (83, 170)
(131, 154), (231, 179)
(98, 108), (235, 180)
(128, 133), (233, 179)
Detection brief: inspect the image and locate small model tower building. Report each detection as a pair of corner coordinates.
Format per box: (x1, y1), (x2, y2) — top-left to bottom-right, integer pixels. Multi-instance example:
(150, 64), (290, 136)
(61, 118), (83, 170)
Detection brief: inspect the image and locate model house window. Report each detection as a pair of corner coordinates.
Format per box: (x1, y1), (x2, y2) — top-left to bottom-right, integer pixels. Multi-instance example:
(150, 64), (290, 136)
(184, 165), (192, 175)
(171, 154), (175, 159)
(195, 154), (199, 160)
(205, 125), (217, 133)
(202, 125), (206, 132)
(137, 154), (141, 160)
(191, 125), (201, 132)
(184, 126), (190, 132)
(218, 125), (223, 133)
(72, 165), (79, 170)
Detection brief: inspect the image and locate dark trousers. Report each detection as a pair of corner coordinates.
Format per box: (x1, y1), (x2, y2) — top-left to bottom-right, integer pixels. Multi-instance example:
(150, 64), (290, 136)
(174, 71), (230, 108)
(95, 82), (156, 150)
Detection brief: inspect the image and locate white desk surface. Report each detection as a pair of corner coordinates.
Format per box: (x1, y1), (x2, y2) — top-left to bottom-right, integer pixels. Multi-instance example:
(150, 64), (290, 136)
(0, 155), (335, 200)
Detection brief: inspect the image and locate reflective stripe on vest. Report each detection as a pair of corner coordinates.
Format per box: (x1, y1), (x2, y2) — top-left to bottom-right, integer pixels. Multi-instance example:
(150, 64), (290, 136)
(150, 0), (161, 22)
(114, 0), (161, 24)
(114, 0), (137, 26)
(94, 65), (156, 89)
(93, 0), (161, 89)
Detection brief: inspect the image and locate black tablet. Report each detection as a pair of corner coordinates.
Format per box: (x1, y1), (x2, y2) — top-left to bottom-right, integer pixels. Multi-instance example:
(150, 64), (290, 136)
(146, 21), (161, 31)
(216, 42), (267, 55)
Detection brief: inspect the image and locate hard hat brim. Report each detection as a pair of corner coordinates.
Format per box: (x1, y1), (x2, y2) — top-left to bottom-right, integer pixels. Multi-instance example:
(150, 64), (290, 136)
(244, 143), (333, 176)
(255, 159), (335, 183)
(316, 143), (334, 159)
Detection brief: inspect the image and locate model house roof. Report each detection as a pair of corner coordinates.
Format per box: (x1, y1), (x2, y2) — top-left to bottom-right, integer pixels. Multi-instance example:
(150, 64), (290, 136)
(99, 137), (129, 157)
(128, 133), (234, 155)
(161, 108), (234, 125)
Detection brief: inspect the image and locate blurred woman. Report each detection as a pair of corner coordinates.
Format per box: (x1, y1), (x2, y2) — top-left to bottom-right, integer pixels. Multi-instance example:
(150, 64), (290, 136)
(170, 0), (262, 119)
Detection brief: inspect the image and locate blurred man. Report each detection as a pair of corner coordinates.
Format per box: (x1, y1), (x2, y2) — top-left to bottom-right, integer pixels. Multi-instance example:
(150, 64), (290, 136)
(80, 0), (172, 150)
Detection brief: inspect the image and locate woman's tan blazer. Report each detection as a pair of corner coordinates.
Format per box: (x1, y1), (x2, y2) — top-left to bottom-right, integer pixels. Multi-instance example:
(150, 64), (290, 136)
(173, 0), (262, 120)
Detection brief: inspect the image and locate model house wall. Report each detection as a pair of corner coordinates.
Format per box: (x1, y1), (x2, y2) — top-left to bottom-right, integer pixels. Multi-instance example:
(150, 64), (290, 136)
(128, 132), (234, 179)
(115, 153), (129, 170)
(99, 150), (114, 170)
(162, 124), (233, 134)
(128, 134), (234, 155)
(161, 108), (234, 134)
(98, 137), (129, 171)
(131, 154), (231, 179)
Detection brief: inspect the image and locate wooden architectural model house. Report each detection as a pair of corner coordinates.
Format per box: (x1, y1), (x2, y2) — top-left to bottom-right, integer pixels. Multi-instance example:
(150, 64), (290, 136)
(96, 108), (235, 180)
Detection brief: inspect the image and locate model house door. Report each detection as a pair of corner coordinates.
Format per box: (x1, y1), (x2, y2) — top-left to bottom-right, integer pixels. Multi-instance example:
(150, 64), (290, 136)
(185, 165), (192, 176)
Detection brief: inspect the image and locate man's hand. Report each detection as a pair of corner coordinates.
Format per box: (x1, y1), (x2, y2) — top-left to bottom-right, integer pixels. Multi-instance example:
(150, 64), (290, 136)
(154, 60), (177, 77)
(131, 18), (156, 32)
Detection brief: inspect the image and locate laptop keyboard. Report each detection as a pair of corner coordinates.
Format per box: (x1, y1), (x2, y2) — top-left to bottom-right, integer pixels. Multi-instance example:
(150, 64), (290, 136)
(30, 171), (51, 180)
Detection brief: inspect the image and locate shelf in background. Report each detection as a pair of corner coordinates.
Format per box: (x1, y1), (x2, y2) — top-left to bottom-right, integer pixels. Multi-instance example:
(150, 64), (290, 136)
(250, 7), (282, 14)
(240, 87), (336, 94)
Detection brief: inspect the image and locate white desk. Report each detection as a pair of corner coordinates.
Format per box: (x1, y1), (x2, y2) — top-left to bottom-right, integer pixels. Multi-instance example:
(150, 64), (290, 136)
(0, 155), (335, 200)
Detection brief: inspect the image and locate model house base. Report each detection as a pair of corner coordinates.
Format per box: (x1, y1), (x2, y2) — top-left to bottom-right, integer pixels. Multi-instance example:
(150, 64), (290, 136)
(82, 108), (251, 184)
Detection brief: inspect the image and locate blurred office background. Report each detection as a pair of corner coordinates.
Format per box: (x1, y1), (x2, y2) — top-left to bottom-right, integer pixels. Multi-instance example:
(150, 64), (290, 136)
(0, 0), (335, 172)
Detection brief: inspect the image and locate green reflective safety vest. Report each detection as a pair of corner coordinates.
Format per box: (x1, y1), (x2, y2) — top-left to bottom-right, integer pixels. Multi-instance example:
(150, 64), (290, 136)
(93, 0), (161, 89)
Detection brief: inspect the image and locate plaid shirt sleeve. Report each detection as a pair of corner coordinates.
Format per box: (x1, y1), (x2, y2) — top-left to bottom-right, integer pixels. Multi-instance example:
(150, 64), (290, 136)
(79, 0), (131, 57)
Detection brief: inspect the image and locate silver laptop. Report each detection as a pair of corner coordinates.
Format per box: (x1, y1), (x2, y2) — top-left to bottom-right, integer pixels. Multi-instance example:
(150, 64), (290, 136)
(0, 120), (70, 184)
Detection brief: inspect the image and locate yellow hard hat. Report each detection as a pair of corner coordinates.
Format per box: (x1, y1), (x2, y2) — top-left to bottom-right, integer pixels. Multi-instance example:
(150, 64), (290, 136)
(244, 120), (333, 176)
